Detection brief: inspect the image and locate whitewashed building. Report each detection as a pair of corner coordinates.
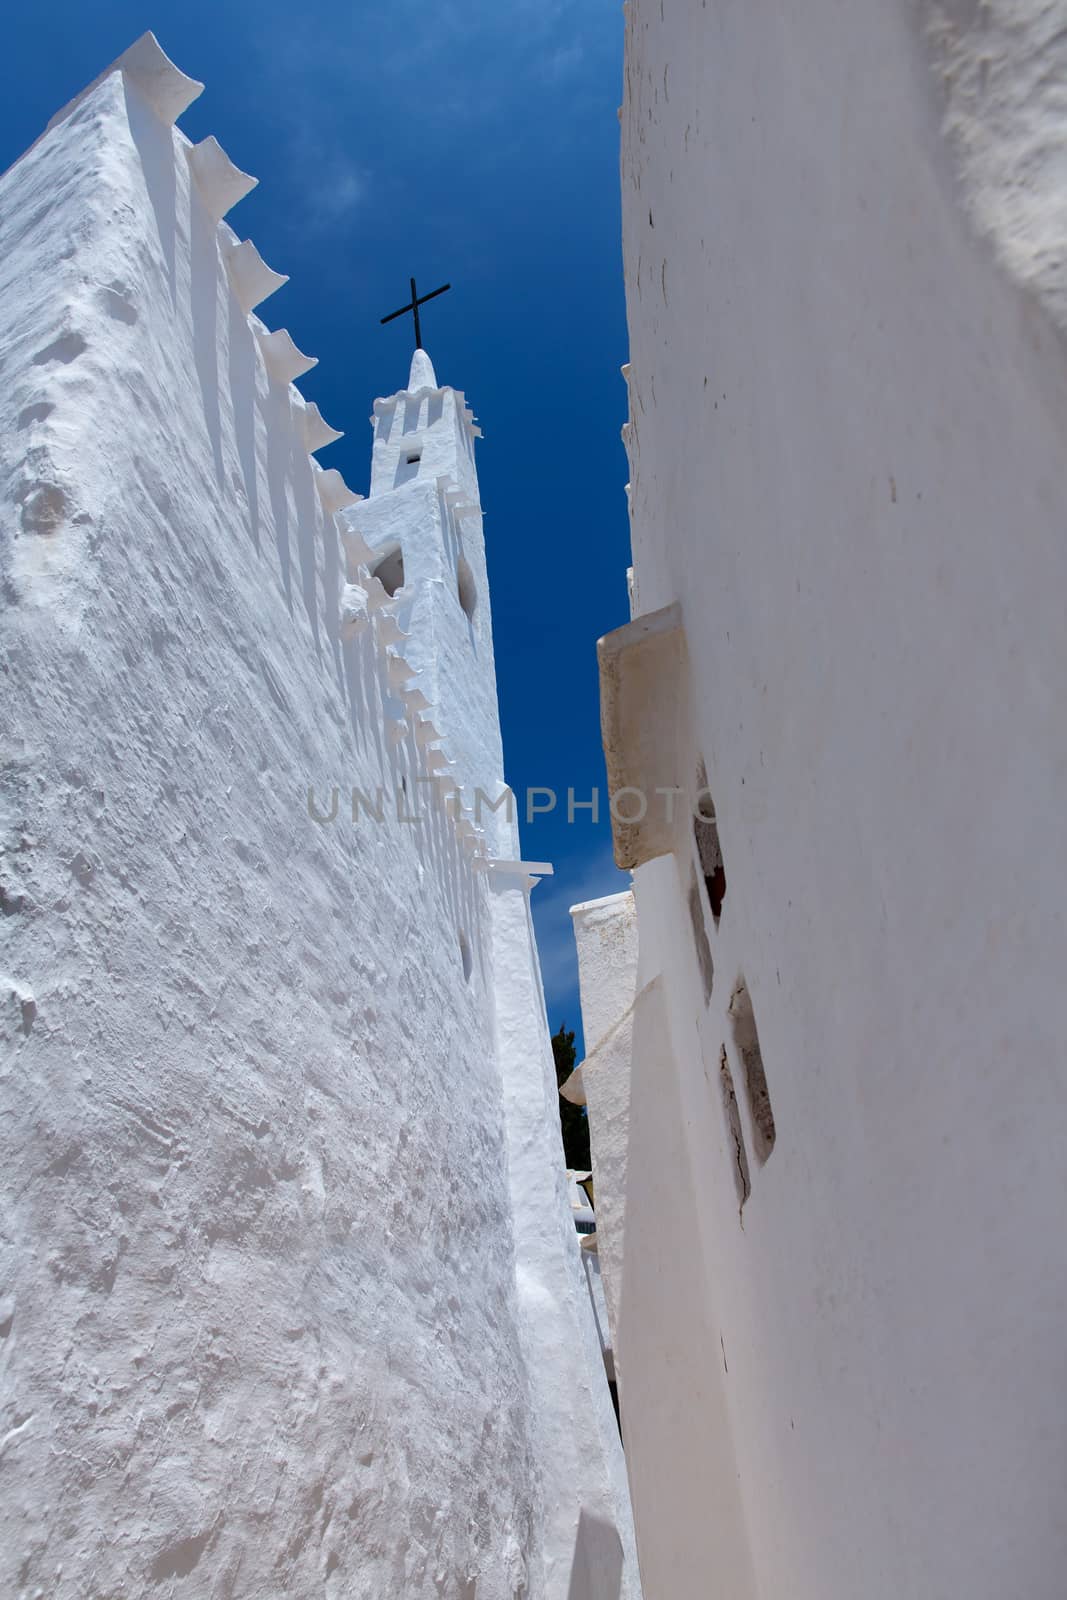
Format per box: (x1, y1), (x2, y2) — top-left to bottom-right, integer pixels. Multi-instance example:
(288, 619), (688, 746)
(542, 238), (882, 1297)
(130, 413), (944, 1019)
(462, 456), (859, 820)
(571, 3), (1067, 1599)
(0, 35), (638, 1599)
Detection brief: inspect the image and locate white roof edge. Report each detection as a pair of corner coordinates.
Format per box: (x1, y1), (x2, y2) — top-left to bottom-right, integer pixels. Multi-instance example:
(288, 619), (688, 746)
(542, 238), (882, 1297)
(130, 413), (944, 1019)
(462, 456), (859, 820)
(44, 31), (203, 138)
(568, 889), (634, 918)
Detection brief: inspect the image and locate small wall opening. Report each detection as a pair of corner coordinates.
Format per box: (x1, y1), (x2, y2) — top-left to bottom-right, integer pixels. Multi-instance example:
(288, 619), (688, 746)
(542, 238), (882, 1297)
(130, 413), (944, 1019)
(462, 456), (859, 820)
(694, 758), (726, 925)
(457, 555), (477, 622)
(729, 977), (776, 1163)
(394, 445), (422, 487)
(371, 545), (405, 597)
(459, 930), (472, 983)
(687, 870), (714, 1000)
(719, 1045), (751, 1211)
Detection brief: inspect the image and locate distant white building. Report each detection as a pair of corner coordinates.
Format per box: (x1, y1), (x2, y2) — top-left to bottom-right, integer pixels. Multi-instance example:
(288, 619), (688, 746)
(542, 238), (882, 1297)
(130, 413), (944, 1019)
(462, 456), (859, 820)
(0, 34), (638, 1599)
(573, 2), (1067, 1598)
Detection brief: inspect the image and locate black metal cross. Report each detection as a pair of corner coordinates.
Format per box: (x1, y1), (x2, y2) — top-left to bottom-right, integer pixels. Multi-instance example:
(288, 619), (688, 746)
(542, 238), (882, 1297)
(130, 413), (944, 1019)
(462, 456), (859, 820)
(380, 276), (451, 350)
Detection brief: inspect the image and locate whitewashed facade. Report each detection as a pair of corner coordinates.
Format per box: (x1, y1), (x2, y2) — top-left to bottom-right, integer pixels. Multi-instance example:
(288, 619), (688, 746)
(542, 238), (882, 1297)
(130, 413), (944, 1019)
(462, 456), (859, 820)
(573, 2), (1067, 1597)
(0, 35), (637, 1599)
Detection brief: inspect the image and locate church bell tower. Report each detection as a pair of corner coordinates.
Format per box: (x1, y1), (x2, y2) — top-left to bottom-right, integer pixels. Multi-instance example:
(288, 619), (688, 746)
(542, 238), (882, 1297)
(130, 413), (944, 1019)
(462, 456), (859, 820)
(340, 344), (516, 856)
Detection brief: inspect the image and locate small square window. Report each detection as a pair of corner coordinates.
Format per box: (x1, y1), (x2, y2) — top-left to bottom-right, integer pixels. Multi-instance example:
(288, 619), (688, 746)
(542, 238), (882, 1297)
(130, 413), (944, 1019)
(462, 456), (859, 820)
(405, 450), (421, 466)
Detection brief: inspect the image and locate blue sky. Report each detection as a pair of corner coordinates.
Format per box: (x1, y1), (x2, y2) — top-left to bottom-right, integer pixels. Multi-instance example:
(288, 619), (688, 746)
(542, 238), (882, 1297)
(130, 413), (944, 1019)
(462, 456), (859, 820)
(2, 1), (632, 1049)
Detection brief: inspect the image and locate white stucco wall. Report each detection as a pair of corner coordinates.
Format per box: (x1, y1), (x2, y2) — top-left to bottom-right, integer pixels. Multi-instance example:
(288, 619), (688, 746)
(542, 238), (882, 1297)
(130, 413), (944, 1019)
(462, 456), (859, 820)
(492, 883), (641, 1600)
(0, 39), (635, 1598)
(599, 2), (1067, 1597)
(569, 894), (638, 1360)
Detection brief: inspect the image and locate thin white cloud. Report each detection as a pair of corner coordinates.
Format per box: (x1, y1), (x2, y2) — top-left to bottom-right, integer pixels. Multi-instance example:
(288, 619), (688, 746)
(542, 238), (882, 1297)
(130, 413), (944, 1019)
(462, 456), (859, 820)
(300, 156), (366, 232)
(252, 0), (617, 152)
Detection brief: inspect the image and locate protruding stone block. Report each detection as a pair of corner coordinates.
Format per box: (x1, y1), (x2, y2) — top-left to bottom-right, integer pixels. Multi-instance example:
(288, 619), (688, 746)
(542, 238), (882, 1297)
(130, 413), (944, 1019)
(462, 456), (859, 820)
(314, 467), (360, 513)
(377, 615), (408, 647)
(386, 653), (415, 690)
(363, 575), (391, 611)
(560, 1063), (586, 1106)
(341, 523), (374, 568)
(257, 327), (318, 386)
(489, 859), (554, 879)
(224, 237), (288, 314)
(598, 601), (687, 870)
(340, 581), (370, 640)
(43, 32), (204, 138)
(301, 402), (343, 454)
(186, 135), (257, 222)
(124, 32), (204, 123)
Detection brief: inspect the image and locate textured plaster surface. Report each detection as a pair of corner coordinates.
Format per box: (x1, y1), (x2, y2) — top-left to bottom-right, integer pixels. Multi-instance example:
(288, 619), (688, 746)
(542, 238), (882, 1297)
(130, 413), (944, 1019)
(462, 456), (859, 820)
(613, 1), (1067, 1596)
(570, 894), (638, 1359)
(571, 894), (637, 1057)
(0, 53), (634, 1598)
(491, 884), (641, 1600)
(613, 972), (756, 1600)
(923, 0), (1067, 329)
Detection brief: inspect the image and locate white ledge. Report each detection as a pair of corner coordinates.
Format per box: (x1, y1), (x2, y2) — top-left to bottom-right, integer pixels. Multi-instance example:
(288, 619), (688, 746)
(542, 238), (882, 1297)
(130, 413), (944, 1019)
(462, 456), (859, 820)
(386, 654), (415, 689)
(302, 402), (343, 453)
(401, 685), (431, 713)
(45, 32), (204, 136)
(123, 31), (203, 123)
(372, 385), (447, 414)
(224, 237), (287, 314)
(489, 859), (554, 878)
(377, 616), (408, 647)
(315, 468), (361, 514)
(363, 575), (391, 611)
(598, 601), (687, 870)
(340, 524), (374, 567)
(256, 327), (317, 385)
(340, 581), (370, 640)
(187, 135), (257, 221)
(560, 1063), (586, 1106)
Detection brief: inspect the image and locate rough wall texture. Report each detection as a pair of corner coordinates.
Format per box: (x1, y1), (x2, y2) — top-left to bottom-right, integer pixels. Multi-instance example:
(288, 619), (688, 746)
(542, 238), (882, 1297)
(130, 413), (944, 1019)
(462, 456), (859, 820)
(613, 1), (1067, 1597)
(0, 46), (634, 1599)
(924, 0), (1067, 329)
(569, 895), (637, 1361)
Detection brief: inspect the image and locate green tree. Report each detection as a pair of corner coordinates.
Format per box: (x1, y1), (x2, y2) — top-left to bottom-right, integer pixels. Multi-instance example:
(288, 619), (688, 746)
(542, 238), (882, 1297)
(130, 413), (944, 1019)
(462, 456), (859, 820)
(551, 1023), (591, 1171)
